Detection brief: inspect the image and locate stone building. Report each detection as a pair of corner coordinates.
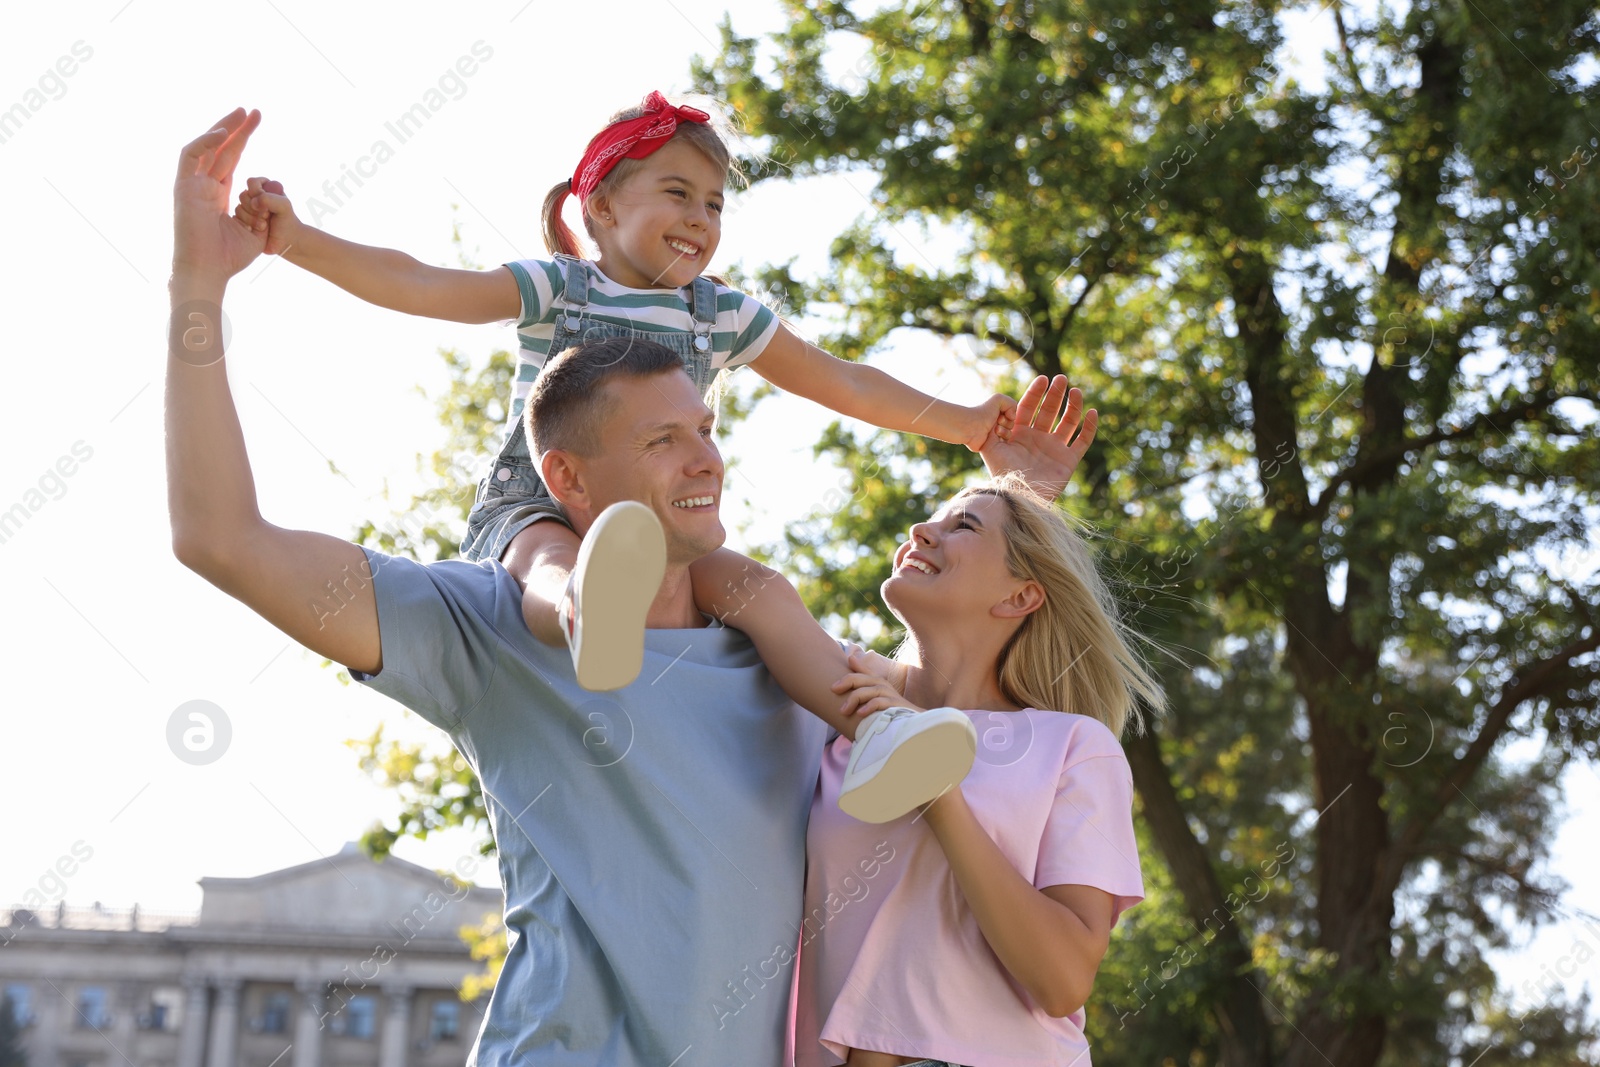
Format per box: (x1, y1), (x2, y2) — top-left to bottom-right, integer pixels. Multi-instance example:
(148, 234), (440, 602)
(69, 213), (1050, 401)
(0, 845), (500, 1067)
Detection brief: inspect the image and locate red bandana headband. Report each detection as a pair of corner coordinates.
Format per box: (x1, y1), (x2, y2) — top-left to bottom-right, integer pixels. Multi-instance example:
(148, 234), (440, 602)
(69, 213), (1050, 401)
(570, 91), (712, 201)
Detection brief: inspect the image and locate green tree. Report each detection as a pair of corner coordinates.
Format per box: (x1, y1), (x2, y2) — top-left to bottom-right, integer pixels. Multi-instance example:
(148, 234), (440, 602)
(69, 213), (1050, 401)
(685, 1), (1600, 1065)
(353, 4), (1600, 1062)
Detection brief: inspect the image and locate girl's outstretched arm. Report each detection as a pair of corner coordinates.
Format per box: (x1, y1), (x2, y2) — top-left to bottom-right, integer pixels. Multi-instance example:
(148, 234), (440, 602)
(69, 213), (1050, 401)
(749, 324), (1015, 451)
(235, 177), (520, 324)
(688, 547), (878, 739)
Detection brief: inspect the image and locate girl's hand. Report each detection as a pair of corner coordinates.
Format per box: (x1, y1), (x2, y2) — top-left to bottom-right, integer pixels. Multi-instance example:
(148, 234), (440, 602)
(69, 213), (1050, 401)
(831, 650), (923, 719)
(234, 177), (304, 256)
(958, 393), (1019, 451)
(840, 644), (910, 692)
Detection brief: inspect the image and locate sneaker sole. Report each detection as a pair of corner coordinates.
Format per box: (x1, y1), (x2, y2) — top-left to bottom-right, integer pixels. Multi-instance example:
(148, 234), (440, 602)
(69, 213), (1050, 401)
(837, 716), (977, 823)
(571, 502), (667, 691)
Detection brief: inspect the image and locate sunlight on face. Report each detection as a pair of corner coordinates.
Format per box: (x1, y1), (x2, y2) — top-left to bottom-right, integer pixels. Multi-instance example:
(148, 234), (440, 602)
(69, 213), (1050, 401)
(884, 493), (1019, 626)
(590, 139), (726, 290)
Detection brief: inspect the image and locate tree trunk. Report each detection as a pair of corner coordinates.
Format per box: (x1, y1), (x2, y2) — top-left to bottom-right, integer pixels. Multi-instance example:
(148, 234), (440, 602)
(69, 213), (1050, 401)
(1126, 726), (1277, 1067)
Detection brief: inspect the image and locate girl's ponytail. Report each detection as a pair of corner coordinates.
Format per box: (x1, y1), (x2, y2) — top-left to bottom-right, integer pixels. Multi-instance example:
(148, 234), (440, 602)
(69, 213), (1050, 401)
(542, 180), (583, 257)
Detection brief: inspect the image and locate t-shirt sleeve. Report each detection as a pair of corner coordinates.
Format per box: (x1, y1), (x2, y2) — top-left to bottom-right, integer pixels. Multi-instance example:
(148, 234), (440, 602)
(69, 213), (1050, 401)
(503, 259), (564, 330)
(347, 548), (519, 734)
(712, 286), (780, 370)
(1034, 725), (1145, 926)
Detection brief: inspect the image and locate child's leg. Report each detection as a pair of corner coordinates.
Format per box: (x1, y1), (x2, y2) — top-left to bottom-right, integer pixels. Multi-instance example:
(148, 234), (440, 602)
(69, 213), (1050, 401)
(691, 547), (979, 823)
(689, 548), (868, 739)
(501, 520), (579, 647)
(501, 504), (666, 692)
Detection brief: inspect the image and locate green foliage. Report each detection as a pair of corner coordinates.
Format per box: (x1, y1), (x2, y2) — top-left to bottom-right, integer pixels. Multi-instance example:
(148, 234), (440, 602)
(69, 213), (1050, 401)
(353, 4), (1600, 1062)
(349, 725), (491, 861)
(349, 342), (513, 565)
(691, 1), (1600, 1064)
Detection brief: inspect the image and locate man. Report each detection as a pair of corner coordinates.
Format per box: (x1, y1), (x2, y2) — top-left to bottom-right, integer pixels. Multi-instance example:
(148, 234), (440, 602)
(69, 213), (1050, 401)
(168, 109), (1097, 1066)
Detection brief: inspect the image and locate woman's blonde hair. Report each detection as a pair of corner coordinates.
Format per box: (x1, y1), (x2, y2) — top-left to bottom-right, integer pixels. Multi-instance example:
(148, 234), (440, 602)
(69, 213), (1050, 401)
(541, 97), (742, 259)
(951, 473), (1166, 738)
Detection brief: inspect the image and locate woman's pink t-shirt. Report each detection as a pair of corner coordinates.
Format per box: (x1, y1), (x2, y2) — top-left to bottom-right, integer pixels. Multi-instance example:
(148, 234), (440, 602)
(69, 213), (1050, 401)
(794, 709), (1144, 1067)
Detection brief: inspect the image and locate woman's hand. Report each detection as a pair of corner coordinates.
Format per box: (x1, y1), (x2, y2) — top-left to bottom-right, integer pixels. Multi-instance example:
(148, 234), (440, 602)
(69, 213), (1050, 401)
(831, 649), (923, 719)
(979, 374), (1099, 499)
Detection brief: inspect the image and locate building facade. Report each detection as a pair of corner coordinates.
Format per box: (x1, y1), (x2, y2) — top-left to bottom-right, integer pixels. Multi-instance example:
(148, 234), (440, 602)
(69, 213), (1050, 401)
(0, 845), (500, 1067)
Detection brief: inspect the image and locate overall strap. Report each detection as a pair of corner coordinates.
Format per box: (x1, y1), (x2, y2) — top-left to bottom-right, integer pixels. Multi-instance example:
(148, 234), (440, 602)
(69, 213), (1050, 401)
(552, 253), (592, 327)
(688, 276), (716, 352)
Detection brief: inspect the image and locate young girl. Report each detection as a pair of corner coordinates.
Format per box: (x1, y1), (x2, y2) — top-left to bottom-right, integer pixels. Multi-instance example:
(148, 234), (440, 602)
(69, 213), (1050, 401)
(705, 472), (1163, 1065)
(234, 91), (1015, 713)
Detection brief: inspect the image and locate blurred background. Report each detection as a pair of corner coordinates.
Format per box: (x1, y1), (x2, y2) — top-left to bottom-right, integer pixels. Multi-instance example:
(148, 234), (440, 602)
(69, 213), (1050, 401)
(1, 1), (1596, 1065)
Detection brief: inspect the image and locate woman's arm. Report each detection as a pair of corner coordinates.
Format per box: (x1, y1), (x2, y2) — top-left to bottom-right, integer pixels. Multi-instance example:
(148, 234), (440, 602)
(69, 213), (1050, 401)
(833, 666), (1116, 1016)
(921, 788), (1115, 1017)
(749, 324), (1015, 450)
(236, 177), (521, 324)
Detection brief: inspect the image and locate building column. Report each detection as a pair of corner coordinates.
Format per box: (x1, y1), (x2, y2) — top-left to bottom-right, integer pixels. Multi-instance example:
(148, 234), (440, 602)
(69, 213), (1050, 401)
(291, 979), (325, 1067)
(378, 986), (413, 1067)
(110, 983), (139, 1060)
(177, 976), (209, 1067)
(205, 978), (241, 1067)
(29, 980), (62, 1067)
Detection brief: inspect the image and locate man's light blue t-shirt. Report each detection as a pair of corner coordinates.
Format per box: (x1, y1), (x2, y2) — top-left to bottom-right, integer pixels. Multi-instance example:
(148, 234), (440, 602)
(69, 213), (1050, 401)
(351, 549), (829, 1066)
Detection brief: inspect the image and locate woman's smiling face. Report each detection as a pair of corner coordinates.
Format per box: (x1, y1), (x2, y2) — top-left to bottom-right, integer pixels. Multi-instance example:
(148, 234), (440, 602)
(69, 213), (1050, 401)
(883, 493), (1024, 625)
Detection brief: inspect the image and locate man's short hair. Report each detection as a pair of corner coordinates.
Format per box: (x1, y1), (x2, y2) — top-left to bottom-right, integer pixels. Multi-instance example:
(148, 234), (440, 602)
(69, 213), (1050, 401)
(527, 338), (689, 457)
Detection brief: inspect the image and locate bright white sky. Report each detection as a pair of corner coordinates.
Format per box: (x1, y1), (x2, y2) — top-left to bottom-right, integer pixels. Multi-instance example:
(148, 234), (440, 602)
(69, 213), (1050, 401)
(1, 0), (1593, 1025)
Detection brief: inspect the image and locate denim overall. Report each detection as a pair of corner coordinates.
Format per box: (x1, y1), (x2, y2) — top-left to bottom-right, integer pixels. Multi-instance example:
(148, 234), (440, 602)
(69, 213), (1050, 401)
(458, 254), (720, 563)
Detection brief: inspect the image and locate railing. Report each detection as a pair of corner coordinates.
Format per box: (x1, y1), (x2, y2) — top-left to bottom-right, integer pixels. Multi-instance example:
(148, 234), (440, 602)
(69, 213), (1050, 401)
(1, 903), (199, 933)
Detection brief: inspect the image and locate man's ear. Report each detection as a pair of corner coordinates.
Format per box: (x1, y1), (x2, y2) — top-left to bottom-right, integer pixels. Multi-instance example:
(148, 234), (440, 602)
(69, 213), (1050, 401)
(992, 579), (1046, 620)
(540, 449), (588, 515)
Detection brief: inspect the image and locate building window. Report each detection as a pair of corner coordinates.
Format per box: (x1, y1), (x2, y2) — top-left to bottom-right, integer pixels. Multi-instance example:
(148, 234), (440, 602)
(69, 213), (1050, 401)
(3, 984), (31, 1027)
(428, 1000), (459, 1041)
(341, 995), (374, 1040)
(75, 986), (109, 1030)
(261, 992), (291, 1034)
(143, 988), (182, 1033)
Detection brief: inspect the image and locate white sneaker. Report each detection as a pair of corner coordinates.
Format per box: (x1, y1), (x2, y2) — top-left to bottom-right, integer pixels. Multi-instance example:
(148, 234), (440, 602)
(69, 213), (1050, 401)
(837, 706), (977, 823)
(559, 501), (667, 691)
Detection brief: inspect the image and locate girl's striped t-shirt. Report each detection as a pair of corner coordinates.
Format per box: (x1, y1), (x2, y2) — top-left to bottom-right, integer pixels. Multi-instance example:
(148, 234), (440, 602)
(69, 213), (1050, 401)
(502, 258), (779, 426)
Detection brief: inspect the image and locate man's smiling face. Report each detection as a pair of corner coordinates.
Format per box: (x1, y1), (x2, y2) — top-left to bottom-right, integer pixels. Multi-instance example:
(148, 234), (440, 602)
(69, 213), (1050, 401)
(574, 368), (725, 566)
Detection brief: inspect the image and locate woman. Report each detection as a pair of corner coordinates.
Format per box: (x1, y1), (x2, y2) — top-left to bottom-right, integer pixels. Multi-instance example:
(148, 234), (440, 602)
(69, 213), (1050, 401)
(703, 458), (1163, 1064)
(799, 473), (1163, 1065)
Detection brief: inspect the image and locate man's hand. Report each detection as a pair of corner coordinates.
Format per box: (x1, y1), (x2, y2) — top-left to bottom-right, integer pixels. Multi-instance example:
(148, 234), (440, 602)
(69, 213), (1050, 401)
(173, 108), (266, 284)
(167, 107), (383, 677)
(979, 374), (1099, 499)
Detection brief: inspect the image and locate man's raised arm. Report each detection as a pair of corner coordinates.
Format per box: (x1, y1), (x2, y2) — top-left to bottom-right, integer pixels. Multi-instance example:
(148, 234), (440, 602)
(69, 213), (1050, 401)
(167, 108), (382, 675)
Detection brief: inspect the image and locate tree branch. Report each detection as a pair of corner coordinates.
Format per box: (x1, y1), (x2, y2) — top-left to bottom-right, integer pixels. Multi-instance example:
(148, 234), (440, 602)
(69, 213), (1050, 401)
(1311, 389), (1570, 517)
(1374, 627), (1600, 906)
